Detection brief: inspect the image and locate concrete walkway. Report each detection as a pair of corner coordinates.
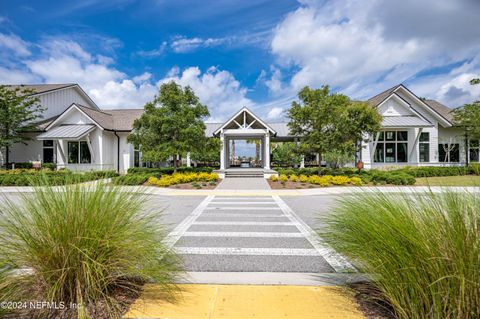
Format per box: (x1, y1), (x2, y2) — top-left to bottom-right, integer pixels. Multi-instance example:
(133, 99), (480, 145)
(1, 185), (479, 196)
(215, 178), (271, 190)
(125, 284), (364, 319)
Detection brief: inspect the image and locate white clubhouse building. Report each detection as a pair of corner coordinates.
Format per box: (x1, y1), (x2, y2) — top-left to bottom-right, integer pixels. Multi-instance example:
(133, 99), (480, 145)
(4, 83), (478, 174)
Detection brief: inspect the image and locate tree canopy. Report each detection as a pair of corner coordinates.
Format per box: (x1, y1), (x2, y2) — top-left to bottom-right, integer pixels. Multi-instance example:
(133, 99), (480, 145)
(272, 142), (302, 167)
(127, 81), (211, 170)
(0, 85), (44, 166)
(287, 86), (381, 166)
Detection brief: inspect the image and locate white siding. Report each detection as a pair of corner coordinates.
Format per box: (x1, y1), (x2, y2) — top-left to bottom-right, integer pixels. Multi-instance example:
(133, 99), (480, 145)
(37, 87), (95, 120)
(8, 133), (44, 163)
(378, 97), (414, 116)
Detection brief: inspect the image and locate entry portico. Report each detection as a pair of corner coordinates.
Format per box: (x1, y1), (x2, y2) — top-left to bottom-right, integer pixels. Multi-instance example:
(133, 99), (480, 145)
(210, 107), (287, 178)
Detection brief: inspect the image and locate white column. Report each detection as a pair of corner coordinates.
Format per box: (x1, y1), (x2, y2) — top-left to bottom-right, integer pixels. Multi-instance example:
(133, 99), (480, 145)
(264, 133), (271, 169)
(220, 133), (225, 170)
(186, 152), (191, 167)
(300, 156), (305, 168)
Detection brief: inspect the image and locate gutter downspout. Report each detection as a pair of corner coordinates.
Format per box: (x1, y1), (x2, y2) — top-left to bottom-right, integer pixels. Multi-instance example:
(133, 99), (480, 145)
(114, 131), (120, 173)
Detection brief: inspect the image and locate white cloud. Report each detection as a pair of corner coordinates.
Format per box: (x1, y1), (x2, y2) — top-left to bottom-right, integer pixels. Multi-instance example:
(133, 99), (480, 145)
(0, 34), (157, 108)
(270, 0), (480, 105)
(160, 66), (254, 120)
(264, 67), (283, 94)
(0, 33), (31, 57)
(136, 42), (167, 58)
(266, 107), (284, 121)
(170, 36), (228, 53)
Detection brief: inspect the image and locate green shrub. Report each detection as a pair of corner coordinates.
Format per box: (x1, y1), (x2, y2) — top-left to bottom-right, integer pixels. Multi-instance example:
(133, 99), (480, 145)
(127, 166), (214, 175)
(0, 170), (118, 186)
(112, 174), (150, 185)
(6, 162), (33, 169)
(320, 190), (480, 319)
(41, 163), (57, 170)
(398, 166), (468, 177)
(469, 163), (480, 175)
(0, 178), (180, 318)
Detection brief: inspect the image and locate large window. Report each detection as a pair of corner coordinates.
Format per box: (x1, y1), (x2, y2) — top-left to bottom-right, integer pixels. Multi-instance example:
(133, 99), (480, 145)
(68, 141), (91, 164)
(134, 149), (140, 167)
(43, 140), (54, 163)
(438, 143), (460, 162)
(374, 131), (408, 163)
(419, 132), (430, 163)
(469, 140), (479, 162)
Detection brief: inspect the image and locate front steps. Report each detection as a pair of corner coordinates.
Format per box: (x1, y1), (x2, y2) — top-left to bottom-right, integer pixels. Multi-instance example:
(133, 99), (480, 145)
(214, 169), (278, 179)
(225, 170), (264, 178)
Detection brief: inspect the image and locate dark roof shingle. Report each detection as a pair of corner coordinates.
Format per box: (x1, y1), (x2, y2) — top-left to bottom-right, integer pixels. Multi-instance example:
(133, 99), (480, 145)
(424, 99), (454, 123)
(76, 105), (144, 131)
(367, 84), (401, 107)
(4, 84), (76, 95)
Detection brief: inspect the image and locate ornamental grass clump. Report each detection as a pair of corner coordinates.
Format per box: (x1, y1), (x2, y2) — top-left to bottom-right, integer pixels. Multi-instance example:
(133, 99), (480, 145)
(0, 177), (181, 319)
(320, 190), (480, 319)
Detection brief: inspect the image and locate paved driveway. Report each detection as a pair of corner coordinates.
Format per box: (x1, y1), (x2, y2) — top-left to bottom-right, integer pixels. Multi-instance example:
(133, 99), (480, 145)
(165, 195), (352, 273)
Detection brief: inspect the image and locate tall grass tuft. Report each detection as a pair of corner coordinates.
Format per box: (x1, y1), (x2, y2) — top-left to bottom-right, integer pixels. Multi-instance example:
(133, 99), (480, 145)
(0, 176), (181, 318)
(320, 190), (480, 319)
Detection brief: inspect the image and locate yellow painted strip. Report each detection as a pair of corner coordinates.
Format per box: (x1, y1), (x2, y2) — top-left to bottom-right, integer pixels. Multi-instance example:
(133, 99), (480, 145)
(125, 284), (365, 319)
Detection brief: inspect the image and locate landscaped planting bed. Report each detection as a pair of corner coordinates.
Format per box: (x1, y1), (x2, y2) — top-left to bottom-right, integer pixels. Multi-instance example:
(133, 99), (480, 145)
(147, 172), (220, 189)
(321, 190), (480, 319)
(269, 174), (364, 189)
(274, 164), (480, 187)
(112, 167), (218, 187)
(0, 169), (118, 186)
(0, 181), (180, 319)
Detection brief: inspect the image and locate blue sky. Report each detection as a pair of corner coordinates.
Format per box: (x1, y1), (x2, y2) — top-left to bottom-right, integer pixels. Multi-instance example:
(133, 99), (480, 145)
(1, 0), (479, 121)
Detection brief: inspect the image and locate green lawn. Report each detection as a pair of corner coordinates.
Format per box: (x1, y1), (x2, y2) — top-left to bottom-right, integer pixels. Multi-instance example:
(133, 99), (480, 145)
(415, 175), (480, 186)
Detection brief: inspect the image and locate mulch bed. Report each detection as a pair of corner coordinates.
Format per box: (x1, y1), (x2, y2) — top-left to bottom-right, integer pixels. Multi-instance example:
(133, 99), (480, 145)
(168, 180), (219, 189)
(268, 180), (321, 189)
(350, 282), (396, 319)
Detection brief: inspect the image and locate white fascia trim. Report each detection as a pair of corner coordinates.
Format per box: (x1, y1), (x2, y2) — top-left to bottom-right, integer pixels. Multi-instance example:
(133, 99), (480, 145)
(45, 104), (104, 131)
(72, 85), (99, 109)
(379, 93), (432, 125)
(214, 106), (277, 135)
(394, 85), (452, 127)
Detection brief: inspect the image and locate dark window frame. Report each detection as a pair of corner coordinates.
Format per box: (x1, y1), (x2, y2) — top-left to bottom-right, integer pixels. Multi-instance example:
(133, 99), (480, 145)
(419, 132), (430, 163)
(373, 130), (409, 163)
(68, 141), (91, 164)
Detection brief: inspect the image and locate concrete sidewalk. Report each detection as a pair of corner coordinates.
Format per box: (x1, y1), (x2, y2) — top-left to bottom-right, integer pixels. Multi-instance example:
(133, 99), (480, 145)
(124, 284), (365, 319)
(1, 185), (479, 196)
(216, 178), (271, 190)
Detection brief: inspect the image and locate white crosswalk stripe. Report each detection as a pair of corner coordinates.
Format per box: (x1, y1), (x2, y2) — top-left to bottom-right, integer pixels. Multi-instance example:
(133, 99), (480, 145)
(164, 194), (355, 273)
(176, 247), (321, 256)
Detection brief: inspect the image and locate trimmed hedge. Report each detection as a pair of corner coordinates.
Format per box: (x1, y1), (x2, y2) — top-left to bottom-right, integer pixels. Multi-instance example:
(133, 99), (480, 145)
(112, 174), (151, 186)
(0, 170), (118, 186)
(277, 165), (480, 186)
(127, 166), (214, 175)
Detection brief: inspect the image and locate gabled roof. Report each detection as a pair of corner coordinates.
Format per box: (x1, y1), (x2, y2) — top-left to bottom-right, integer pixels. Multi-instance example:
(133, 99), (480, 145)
(367, 84), (401, 107)
(368, 84), (453, 126)
(424, 99), (454, 123)
(3, 83), (99, 109)
(4, 83), (76, 94)
(213, 107), (277, 135)
(45, 103), (144, 131)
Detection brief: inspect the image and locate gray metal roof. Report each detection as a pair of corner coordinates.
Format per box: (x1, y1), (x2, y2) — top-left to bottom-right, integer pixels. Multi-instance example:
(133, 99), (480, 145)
(382, 116), (434, 128)
(37, 124), (95, 140)
(268, 123), (291, 137)
(205, 123), (222, 136)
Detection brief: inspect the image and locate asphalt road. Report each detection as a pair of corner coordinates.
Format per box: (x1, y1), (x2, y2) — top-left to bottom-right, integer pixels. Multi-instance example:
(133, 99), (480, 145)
(161, 194), (350, 273)
(0, 192), (347, 274)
